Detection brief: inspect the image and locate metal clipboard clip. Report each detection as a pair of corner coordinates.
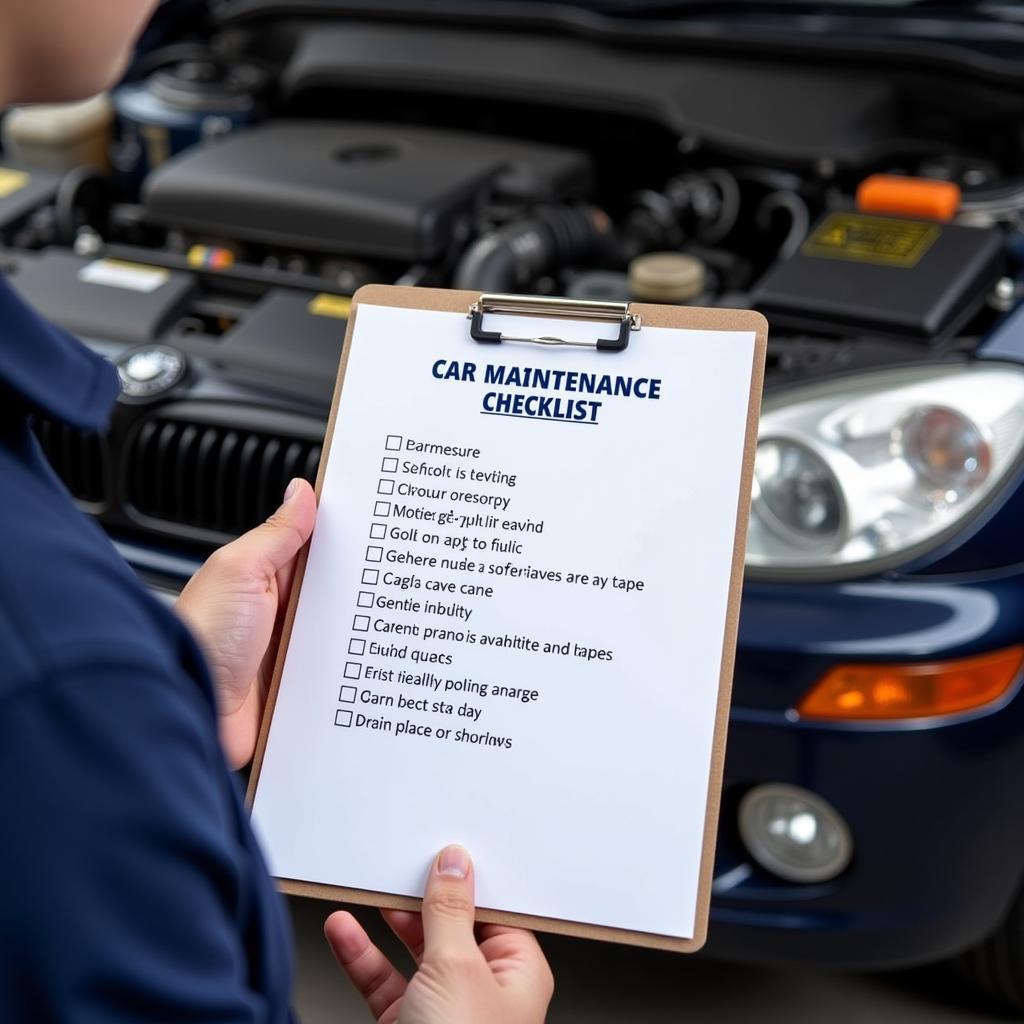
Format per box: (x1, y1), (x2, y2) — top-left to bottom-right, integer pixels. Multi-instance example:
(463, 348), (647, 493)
(468, 293), (640, 352)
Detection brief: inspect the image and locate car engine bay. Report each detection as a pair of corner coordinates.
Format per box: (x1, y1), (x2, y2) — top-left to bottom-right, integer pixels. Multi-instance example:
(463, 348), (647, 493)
(4, 5), (1024, 573)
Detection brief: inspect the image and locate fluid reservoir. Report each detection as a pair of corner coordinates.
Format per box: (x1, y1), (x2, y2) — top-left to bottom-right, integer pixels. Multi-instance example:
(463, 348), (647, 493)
(628, 252), (706, 303)
(112, 59), (266, 182)
(2, 94), (114, 171)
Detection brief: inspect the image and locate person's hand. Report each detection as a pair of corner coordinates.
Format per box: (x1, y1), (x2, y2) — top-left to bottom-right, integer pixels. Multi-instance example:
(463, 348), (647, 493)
(174, 478), (317, 769)
(325, 845), (554, 1024)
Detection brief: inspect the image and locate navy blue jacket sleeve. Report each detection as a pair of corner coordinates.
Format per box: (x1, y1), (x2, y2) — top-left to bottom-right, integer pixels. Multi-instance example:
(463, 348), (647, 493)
(0, 653), (289, 1023)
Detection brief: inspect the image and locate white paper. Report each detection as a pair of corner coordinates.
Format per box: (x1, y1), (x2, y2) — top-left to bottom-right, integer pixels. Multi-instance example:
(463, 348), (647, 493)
(251, 303), (756, 940)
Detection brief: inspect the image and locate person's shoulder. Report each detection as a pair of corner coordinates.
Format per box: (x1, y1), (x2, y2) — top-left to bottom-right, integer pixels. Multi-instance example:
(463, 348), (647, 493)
(0, 429), (184, 699)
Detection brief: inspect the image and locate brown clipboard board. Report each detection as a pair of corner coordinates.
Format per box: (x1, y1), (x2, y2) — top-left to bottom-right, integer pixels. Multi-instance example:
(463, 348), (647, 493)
(246, 283), (768, 953)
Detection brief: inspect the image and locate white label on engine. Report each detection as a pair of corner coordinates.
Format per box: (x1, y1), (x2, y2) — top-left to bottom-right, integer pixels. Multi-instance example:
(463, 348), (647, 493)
(78, 259), (169, 293)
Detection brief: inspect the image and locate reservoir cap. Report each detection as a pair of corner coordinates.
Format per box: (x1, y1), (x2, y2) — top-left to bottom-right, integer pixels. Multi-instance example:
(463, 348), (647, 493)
(629, 252), (706, 303)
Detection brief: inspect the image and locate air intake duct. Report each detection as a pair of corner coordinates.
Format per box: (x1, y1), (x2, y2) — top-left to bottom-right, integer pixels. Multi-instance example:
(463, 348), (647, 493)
(453, 205), (612, 293)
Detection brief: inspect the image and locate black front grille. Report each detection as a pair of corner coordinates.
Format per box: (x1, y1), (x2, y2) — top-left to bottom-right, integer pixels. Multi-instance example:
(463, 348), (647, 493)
(32, 417), (109, 506)
(125, 416), (321, 538)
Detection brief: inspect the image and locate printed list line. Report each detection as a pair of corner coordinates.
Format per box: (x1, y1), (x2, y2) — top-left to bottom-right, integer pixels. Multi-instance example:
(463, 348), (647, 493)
(480, 412), (598, 426)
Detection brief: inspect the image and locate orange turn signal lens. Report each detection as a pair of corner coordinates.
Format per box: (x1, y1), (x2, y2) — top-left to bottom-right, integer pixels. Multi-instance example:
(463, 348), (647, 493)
(798, 646), (1024, 721)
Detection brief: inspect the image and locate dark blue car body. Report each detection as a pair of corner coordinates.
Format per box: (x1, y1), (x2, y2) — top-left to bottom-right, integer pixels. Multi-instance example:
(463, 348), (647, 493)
(705, 308), (1024, 968)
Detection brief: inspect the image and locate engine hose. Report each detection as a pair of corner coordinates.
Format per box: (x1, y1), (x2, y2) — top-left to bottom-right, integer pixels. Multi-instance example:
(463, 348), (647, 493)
(453, 205), (612, 292)
(54, 166), (111, 246)
(756, 190), (810, 262)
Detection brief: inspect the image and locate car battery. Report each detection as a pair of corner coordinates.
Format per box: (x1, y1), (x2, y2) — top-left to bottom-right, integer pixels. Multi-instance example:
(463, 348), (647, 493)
(6, 250), (196, 344)
(752, 211), (1004, 338)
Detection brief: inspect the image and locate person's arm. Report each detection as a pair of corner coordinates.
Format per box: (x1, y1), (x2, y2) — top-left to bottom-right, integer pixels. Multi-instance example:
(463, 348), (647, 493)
(177, 480), (555, 1023)
(0, 657), (292, 1023)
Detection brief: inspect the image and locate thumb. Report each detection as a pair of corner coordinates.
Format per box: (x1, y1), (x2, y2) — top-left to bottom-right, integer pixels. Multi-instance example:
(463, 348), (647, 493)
(243, 478), (317, 578)
(421, 845), (480, 962)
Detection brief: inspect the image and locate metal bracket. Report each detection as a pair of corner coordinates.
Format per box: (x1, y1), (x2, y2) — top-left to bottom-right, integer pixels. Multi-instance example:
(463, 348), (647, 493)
(468, 293), (640, 352)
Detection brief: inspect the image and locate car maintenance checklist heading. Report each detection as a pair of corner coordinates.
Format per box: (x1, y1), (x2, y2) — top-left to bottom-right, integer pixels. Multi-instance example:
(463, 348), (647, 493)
(250, 298), (760, 944)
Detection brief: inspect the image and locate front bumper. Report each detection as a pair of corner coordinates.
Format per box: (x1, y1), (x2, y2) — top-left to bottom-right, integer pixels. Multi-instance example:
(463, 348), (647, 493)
(126, 540), (1024, 969)
(709, 573), (1024, 968)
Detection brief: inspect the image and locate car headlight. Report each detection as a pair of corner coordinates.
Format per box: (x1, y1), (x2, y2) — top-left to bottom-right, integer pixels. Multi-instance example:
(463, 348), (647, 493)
(747, 363), (1024, 578)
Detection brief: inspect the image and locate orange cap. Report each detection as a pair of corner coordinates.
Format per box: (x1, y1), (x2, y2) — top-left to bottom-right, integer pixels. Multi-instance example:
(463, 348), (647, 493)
(856, 174), (961, 222)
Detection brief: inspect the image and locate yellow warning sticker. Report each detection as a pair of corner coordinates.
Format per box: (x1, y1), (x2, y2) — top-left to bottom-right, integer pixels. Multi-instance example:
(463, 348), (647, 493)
(0, 167), (29, 199)
(308, 293), (352, 319)
(803, 213), (940, 269)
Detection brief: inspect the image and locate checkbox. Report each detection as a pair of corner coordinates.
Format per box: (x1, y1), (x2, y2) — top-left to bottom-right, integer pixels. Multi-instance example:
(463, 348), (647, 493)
(362, 568), (379, 585)
(352, 615), (370, 632)
(369, 523), (386, 539)
(381, 457), (399, 473)
(339, 684), (357, 703)
(378, 479), (395, 495)
(344, 662), (362, 680)
(374, 501), (391, 517)
(348, 638), (366, 656)
(357, 590), (374, 608)
(335, 709), (353, 728)
(366, 545), (383, 562)
(386, 435), (403, 451)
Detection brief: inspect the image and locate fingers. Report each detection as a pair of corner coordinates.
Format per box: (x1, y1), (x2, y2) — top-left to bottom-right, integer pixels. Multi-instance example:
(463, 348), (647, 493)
(381, 908), (425, 964)
(383, 851), (554, 1021)
(420, 844), (480, 961)
(382, 913), (544, 977)
(478, 923), (547, 960)
(478, 924), (555, 998)
(324, 911), (407, 1023)
(239, 478), (317, 580)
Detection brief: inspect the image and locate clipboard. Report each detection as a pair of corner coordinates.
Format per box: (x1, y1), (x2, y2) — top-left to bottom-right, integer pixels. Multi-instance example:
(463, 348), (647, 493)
(247, 284), (768, 953)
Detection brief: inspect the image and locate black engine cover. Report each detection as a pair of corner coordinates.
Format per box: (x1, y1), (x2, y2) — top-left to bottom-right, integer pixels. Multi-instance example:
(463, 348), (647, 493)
(143, 121), (590, 262)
